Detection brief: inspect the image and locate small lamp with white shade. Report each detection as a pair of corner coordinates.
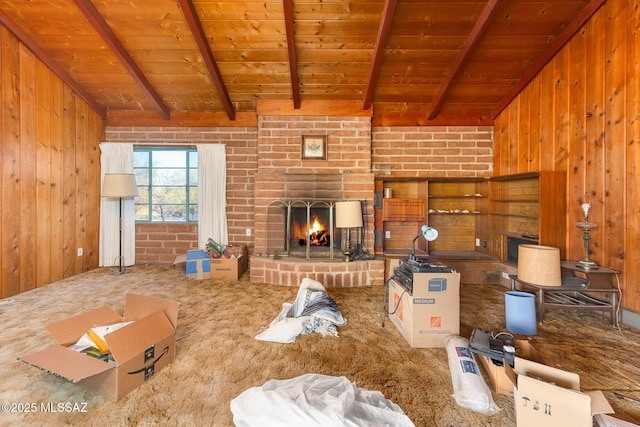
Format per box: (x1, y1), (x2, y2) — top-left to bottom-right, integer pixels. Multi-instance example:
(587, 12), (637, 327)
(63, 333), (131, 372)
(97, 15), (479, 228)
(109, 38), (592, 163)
(335, 201), (363, 262)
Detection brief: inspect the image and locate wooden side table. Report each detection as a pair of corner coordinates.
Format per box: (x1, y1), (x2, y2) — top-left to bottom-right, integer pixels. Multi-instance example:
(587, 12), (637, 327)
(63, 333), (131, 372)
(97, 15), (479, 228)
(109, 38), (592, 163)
(509, 262), (620, 326)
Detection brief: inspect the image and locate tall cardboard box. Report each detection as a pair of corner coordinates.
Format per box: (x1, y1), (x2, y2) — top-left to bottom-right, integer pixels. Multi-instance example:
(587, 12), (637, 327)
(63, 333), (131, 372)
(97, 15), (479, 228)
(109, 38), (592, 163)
(20, 293), (180, 401)
(388, 271), (460, 348)
(505, 357), (614, 426)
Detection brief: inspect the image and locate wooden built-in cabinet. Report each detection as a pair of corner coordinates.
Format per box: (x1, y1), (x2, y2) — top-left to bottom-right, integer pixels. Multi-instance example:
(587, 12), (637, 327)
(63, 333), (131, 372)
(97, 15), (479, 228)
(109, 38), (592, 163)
(374, 179), (428, 255)
(488, 171), (566, 262)
(375, 172), (566, 261)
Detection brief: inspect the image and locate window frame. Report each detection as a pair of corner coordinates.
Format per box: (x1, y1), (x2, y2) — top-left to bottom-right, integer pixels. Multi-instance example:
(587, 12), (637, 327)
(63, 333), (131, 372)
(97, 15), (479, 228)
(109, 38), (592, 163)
(133, 147), (198, 223)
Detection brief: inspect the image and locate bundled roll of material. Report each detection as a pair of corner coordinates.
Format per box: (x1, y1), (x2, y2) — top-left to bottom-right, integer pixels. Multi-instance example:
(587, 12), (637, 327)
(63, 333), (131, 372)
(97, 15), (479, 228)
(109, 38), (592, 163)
(518, 244), (562, 287)
(444, 335), (501, 416)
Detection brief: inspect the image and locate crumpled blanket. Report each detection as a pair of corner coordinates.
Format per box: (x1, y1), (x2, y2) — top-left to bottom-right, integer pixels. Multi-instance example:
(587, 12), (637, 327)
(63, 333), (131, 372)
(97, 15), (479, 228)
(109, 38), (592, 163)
(230, 373), (416, 427)
(255, 278), (347, 344)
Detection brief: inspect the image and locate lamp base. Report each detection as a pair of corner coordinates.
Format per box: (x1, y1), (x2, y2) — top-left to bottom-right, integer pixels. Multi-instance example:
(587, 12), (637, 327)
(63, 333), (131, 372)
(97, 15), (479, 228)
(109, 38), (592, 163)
(111, 268), (132, 275)
(576, 259), (599, 270)
(342, 249), (354, 262)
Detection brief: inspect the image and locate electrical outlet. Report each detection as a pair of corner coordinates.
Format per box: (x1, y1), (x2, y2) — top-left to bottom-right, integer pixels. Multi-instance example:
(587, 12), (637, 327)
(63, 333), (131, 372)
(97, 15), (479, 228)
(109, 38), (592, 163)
(385, 231), (391, 239)
(475, 238), (480, 247)
(77, 248), (83, 257)
(245, 228), (252, 237)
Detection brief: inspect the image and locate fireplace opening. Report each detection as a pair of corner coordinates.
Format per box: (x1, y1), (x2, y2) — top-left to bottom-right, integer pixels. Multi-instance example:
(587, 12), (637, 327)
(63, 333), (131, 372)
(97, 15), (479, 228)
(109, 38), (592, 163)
(292, 209), (332, 247)
(265, 200), (349, 259)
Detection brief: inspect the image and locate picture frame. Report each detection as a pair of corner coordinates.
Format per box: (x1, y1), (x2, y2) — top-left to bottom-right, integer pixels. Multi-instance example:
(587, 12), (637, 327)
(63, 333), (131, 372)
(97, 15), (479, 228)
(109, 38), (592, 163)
(301, 135), (327, 160)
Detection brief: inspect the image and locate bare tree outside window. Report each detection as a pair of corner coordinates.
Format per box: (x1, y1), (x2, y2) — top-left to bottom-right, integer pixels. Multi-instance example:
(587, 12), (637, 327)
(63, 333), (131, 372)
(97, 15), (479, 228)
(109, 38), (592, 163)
(133, 148), (198, 222)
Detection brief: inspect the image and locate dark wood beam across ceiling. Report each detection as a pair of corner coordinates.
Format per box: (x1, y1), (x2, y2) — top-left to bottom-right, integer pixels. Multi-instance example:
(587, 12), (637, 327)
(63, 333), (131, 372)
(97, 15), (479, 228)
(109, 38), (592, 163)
(177, 0), (236, 121)
(0, 8), (106, 118)
(363, 0), (398, 111)
(283, 0), (301, 109)
(72, 0), (170, 120)
(426, 0), (507, 121)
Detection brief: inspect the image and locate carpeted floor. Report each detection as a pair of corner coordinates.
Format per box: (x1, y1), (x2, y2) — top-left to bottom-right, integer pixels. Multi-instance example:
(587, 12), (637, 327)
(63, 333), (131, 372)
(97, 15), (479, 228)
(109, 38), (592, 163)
(0, 264), (639, 426)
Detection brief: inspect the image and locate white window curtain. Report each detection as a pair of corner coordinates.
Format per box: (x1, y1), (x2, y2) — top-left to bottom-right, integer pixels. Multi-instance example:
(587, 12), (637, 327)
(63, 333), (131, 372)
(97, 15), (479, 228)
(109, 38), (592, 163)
(99, 143), (136, 267)
(197, 144), (228, 248)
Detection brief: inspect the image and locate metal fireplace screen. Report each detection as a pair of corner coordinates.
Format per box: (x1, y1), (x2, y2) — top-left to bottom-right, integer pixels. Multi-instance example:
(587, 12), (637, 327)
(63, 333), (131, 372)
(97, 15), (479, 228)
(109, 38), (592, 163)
(265, 200), (343, 259)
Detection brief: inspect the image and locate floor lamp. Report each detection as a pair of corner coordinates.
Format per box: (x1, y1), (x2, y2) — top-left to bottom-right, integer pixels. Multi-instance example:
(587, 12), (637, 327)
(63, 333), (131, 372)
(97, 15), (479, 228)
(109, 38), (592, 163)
(102, 173), (139, 274)
(335, 201), (363, 262)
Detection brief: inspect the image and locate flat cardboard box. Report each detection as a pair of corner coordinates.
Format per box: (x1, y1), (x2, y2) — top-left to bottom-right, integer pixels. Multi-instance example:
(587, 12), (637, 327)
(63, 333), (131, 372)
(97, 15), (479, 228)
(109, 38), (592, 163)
(209, 245), (248, 280)
(388, 271), (460, 348)
(505, 357), (614, 427)
(477, 339), (543, 396)
(20, 293), (180, 401)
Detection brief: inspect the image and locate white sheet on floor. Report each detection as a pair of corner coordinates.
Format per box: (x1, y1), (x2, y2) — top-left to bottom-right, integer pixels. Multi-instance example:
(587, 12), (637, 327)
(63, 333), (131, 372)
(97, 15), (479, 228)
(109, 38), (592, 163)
(230, 373), (415, 427)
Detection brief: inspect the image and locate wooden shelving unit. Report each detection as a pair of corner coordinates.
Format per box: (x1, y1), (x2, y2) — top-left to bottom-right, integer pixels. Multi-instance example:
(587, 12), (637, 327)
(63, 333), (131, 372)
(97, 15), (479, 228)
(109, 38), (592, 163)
(427, 179), (489, 253)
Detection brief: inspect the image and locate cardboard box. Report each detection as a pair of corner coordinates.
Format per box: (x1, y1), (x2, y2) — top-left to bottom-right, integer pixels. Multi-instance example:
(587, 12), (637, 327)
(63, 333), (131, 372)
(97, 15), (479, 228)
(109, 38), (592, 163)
(477, 339), (543, 396)
(209, 245), (248, 280)
(388, 271), (460, 348)
(186, 249), (210, 280)
(505, 357), (614, 427)
(20, 293), (180, 401)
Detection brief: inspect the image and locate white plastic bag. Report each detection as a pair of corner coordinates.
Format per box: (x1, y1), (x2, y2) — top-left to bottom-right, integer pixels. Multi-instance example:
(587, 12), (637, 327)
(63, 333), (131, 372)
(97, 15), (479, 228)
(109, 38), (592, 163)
(445, 335), (501, 416)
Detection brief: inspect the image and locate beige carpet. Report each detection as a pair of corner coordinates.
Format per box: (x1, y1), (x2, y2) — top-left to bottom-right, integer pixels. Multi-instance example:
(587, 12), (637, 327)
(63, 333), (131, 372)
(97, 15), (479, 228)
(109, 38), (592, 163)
(0, 265), (639, 426)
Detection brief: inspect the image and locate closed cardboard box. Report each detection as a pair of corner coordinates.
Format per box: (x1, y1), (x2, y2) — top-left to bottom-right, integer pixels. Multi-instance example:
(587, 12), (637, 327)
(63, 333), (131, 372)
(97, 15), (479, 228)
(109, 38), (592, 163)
(186, 249), (210, 280)
(388, 271), (460, 348)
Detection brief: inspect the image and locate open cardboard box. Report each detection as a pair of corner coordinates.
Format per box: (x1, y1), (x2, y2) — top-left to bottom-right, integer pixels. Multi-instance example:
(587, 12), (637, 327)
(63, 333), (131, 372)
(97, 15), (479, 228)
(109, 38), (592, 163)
(477, 339), (544, 396)
(174, 246), (248, 280)
(505, 356), (614, 427)
(209, 245), (248, 280)
(20, 293), (180, 401)
(387, 270), (460, 348)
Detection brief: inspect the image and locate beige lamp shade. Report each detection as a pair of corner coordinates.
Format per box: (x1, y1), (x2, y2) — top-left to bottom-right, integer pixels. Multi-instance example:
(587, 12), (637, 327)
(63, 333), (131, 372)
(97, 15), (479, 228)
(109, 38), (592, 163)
(102, 173), (139, 198)
(518, 244), (562, 287)
(335, 201), (363, 228)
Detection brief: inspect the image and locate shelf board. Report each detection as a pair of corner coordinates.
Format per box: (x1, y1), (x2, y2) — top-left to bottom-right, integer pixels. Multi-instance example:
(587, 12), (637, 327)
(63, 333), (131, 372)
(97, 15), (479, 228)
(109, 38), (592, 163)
(491, 213), (538, 218)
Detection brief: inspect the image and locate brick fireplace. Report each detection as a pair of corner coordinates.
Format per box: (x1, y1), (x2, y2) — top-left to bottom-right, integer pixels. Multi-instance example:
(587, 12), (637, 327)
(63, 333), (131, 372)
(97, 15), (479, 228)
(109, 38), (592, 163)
(250, 101), (384, 287)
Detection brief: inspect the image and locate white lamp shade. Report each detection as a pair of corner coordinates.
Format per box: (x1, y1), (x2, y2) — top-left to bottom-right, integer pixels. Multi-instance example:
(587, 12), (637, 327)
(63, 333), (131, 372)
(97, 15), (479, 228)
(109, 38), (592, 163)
(518, 244), (562, 287)
(102, 173), (139, 198)
(335, 201), (363, 228)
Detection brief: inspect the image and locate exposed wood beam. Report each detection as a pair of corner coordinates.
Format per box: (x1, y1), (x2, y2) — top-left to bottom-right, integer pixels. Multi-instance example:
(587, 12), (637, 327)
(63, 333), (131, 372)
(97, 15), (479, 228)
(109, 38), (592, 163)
(177, 0), (235, 121)
(72, 0), (170, 120)
(362, 0), (398, 110)
(283, 0), (301, 109)
(0, 7), (107, 118)
(491, 0), (607, 119)
(426, 0), (506, 120)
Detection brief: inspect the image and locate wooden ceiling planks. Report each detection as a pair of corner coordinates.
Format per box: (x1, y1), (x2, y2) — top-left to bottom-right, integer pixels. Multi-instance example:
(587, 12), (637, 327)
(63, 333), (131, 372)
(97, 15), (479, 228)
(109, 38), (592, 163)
(0, 0), (598, 125)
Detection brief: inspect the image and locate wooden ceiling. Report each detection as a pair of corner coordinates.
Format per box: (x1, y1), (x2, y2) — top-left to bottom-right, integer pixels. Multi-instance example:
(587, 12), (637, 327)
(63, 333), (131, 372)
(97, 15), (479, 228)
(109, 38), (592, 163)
(0, 0), (605, 126)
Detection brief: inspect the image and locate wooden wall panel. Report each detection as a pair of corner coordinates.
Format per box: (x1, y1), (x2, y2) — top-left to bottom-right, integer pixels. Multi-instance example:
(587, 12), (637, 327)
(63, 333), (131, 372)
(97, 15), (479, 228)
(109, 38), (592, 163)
(0, 25), (103, 298)
(493, 0), (640, 313)
(1, 27), (22, 298)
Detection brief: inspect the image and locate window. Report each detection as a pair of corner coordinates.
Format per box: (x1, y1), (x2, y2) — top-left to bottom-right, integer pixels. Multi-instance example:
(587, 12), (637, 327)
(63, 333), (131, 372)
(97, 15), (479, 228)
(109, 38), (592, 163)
(133, 148), (198, 222)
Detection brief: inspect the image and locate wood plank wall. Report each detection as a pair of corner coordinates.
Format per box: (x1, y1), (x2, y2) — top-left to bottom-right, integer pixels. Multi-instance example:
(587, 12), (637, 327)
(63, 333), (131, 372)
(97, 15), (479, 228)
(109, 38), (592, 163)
(493, 0), (640, 313)
(0, 27), (103, 298)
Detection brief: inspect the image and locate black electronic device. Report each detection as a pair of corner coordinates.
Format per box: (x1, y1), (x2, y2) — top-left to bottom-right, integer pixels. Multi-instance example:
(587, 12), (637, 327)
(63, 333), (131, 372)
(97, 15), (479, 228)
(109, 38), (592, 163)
(391, 257), (454, 294)
(468, 328), (516, 367)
